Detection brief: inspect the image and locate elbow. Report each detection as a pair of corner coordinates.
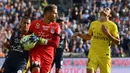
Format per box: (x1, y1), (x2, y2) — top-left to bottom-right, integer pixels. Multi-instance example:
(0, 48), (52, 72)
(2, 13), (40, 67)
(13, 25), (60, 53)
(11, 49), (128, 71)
(115, 40), (120, 45)
(55, 39), (60, 48)
(52, 42), (60, 48)
(86, 34), (92, 40)
(48, 36), (60, 48)
(55, 44), (59, 48)
(47, 40), (59, 48)
(55, 37), (60, 48)
(87, 36), (92, 40)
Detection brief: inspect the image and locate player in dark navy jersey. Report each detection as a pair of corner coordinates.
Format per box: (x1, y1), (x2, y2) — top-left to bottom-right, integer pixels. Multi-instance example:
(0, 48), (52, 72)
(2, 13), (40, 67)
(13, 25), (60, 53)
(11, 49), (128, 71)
(0, 17), (31, 73)
(51, 18), (69, 73)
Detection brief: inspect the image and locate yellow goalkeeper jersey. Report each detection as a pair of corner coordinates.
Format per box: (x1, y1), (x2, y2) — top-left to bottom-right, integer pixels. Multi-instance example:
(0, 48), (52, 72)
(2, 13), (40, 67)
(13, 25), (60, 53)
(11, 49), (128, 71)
(88, 20), (119, 58)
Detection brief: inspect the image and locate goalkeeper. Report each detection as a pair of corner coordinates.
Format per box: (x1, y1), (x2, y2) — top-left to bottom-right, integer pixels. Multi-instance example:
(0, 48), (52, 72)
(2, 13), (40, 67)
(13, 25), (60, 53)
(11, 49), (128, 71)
(0, 17), (31, 73)
(29, 4), (61, 73)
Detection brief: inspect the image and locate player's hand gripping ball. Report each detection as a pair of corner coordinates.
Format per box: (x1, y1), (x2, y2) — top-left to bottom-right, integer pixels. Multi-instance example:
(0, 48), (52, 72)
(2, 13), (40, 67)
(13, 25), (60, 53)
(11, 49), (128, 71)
(20, 33), (38, 50)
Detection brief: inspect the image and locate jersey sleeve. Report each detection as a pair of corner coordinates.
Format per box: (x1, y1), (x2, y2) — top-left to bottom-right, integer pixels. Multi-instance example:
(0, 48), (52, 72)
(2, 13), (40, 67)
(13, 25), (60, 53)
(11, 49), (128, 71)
(88, 22), (94, 36)
(111, 23), (119, 38)
(46, 23), (61, 48)
(55, 23), (61, 35)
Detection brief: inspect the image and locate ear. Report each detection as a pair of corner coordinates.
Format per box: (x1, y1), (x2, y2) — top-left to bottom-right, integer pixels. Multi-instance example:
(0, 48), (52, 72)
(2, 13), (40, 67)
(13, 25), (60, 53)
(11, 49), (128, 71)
(45, 11), (50, 17)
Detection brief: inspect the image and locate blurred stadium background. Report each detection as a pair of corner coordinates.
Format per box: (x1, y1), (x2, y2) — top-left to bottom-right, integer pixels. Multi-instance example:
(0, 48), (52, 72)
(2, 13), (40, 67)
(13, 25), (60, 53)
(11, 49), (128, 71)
(0, 0), (129, 73)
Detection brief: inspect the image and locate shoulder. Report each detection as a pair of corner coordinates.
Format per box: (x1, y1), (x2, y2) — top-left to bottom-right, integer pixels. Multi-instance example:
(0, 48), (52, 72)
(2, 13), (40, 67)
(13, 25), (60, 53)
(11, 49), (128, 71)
(91, 20), (99, 25)
(31, 20), (40, 23)
(90, 20), (99, 27)
(52, 22), (60, 29)
(108, 20), (117, 27)
(32, 20), (39, 23)
(30, 20), (42, 28)
(52, 22), (61, 34)
(30, 20), (41, 31)
(53, 22), (59, 26)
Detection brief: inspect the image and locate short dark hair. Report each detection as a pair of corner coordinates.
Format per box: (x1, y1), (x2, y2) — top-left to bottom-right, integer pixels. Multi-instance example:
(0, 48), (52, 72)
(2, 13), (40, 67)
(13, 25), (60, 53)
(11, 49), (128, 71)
(19, 16), (30, 26)
(43, 4), (57, 14)
(56, 18), (64, 23)
(22, 16), (30, 20)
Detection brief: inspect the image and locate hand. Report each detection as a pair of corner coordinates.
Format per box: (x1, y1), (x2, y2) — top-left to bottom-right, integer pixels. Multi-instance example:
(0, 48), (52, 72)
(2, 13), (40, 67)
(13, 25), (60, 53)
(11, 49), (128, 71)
(31, 33), (48, 45)
(101, 24), (110, 37)
(70, 32), (80, 41)
(38, 37), (48, 45)
(65, 47), (69, 52)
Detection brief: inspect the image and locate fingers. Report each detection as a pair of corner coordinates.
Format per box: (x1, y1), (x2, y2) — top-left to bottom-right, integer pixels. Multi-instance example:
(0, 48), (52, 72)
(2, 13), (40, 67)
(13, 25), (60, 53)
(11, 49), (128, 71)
(101, 24), (110, 36)
(102, 24), (105, 29)
(101, 24), (106, 32)
(102, 24), (108, 29)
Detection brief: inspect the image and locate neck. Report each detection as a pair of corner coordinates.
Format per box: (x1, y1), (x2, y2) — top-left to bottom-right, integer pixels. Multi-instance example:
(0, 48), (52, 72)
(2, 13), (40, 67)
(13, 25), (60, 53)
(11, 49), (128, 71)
(42, 17), (51, 24)
(21, 31), (27, 35)
(20, 29), (28, 35)
(99, 17), (109, 22)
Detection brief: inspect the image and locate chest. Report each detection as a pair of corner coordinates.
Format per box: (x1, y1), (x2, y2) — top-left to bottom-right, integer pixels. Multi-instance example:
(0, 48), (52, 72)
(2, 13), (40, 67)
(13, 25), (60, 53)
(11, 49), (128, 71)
(33, 23), (58, 39)
(92, 22), (112, 34)
(12, 32), (21, 44)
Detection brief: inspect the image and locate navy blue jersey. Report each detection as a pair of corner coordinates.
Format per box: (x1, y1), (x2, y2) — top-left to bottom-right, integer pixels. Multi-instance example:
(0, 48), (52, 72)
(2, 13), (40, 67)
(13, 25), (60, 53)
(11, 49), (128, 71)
(55, 31), (67, 58)
(8, 29), (29, 57)
(52, 31), (67, 69)
(10, 31), (23, 51)
(58, 31), (67, 49)
(0, 30), (29, 73)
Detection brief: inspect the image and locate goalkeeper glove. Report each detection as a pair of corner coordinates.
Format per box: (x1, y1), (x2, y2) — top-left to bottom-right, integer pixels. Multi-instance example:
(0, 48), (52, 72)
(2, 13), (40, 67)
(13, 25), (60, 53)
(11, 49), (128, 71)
(31, 33), (48, 45)
(20, 33), (38, 50)
(37, 37), (48, 45)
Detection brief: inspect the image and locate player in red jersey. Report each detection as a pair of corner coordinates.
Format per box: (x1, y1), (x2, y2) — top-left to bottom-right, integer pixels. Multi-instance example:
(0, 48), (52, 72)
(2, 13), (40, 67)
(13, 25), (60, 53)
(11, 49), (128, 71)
(29, 4), (60, 73)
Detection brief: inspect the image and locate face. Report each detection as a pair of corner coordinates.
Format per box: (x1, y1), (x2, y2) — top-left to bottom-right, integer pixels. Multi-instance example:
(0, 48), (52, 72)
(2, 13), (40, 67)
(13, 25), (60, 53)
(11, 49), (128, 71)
(20, 19), (31, 33)
(59, 21), (65, 30)
(48, 8), (58, 22)
(100, 12), (107, 20)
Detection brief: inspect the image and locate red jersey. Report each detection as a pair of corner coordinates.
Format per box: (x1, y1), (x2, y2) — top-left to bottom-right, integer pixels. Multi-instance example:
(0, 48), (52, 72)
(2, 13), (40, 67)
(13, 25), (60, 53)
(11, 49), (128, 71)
(29, 20), (60, 63)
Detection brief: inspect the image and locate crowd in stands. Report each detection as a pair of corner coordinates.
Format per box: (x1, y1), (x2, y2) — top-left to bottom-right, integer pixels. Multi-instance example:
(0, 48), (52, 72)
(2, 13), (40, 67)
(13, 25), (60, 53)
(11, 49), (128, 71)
(0, 0), (129, 57)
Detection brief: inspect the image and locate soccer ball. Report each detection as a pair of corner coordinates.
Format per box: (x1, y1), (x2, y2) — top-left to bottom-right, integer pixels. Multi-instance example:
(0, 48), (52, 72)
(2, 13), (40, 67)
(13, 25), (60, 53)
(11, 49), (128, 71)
(20, 33), (38, 51)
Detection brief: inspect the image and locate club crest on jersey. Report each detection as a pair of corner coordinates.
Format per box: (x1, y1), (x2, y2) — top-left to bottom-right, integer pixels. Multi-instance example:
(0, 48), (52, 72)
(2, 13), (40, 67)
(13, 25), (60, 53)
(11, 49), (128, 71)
(50, 29), (55, 34)
(35, 23), (40, 29)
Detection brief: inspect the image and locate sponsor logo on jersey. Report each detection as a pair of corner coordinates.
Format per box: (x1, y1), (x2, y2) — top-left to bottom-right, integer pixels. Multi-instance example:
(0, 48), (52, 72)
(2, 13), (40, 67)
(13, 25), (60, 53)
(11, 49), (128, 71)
(42, 26), (49, 30)
(35, 23), (40, 29)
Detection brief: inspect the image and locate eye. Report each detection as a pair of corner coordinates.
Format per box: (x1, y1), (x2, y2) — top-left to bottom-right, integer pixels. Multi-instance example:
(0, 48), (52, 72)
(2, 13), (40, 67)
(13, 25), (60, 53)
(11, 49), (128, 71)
(23, 22), (30, 24)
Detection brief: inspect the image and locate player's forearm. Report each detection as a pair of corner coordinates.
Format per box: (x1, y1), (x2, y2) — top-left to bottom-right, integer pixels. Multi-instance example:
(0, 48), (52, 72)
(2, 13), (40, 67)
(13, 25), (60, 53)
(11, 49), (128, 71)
(64, 39), (68, 48)
(47, 36), (60, 48)
(107, 33), (120, 45)
(78, 34), (91, 40)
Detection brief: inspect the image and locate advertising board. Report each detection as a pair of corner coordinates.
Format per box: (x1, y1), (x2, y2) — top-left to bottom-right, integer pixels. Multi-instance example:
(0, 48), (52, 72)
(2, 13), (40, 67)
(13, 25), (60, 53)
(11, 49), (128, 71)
(51, 58), (130, 73)
(0, 58), (130, 73)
